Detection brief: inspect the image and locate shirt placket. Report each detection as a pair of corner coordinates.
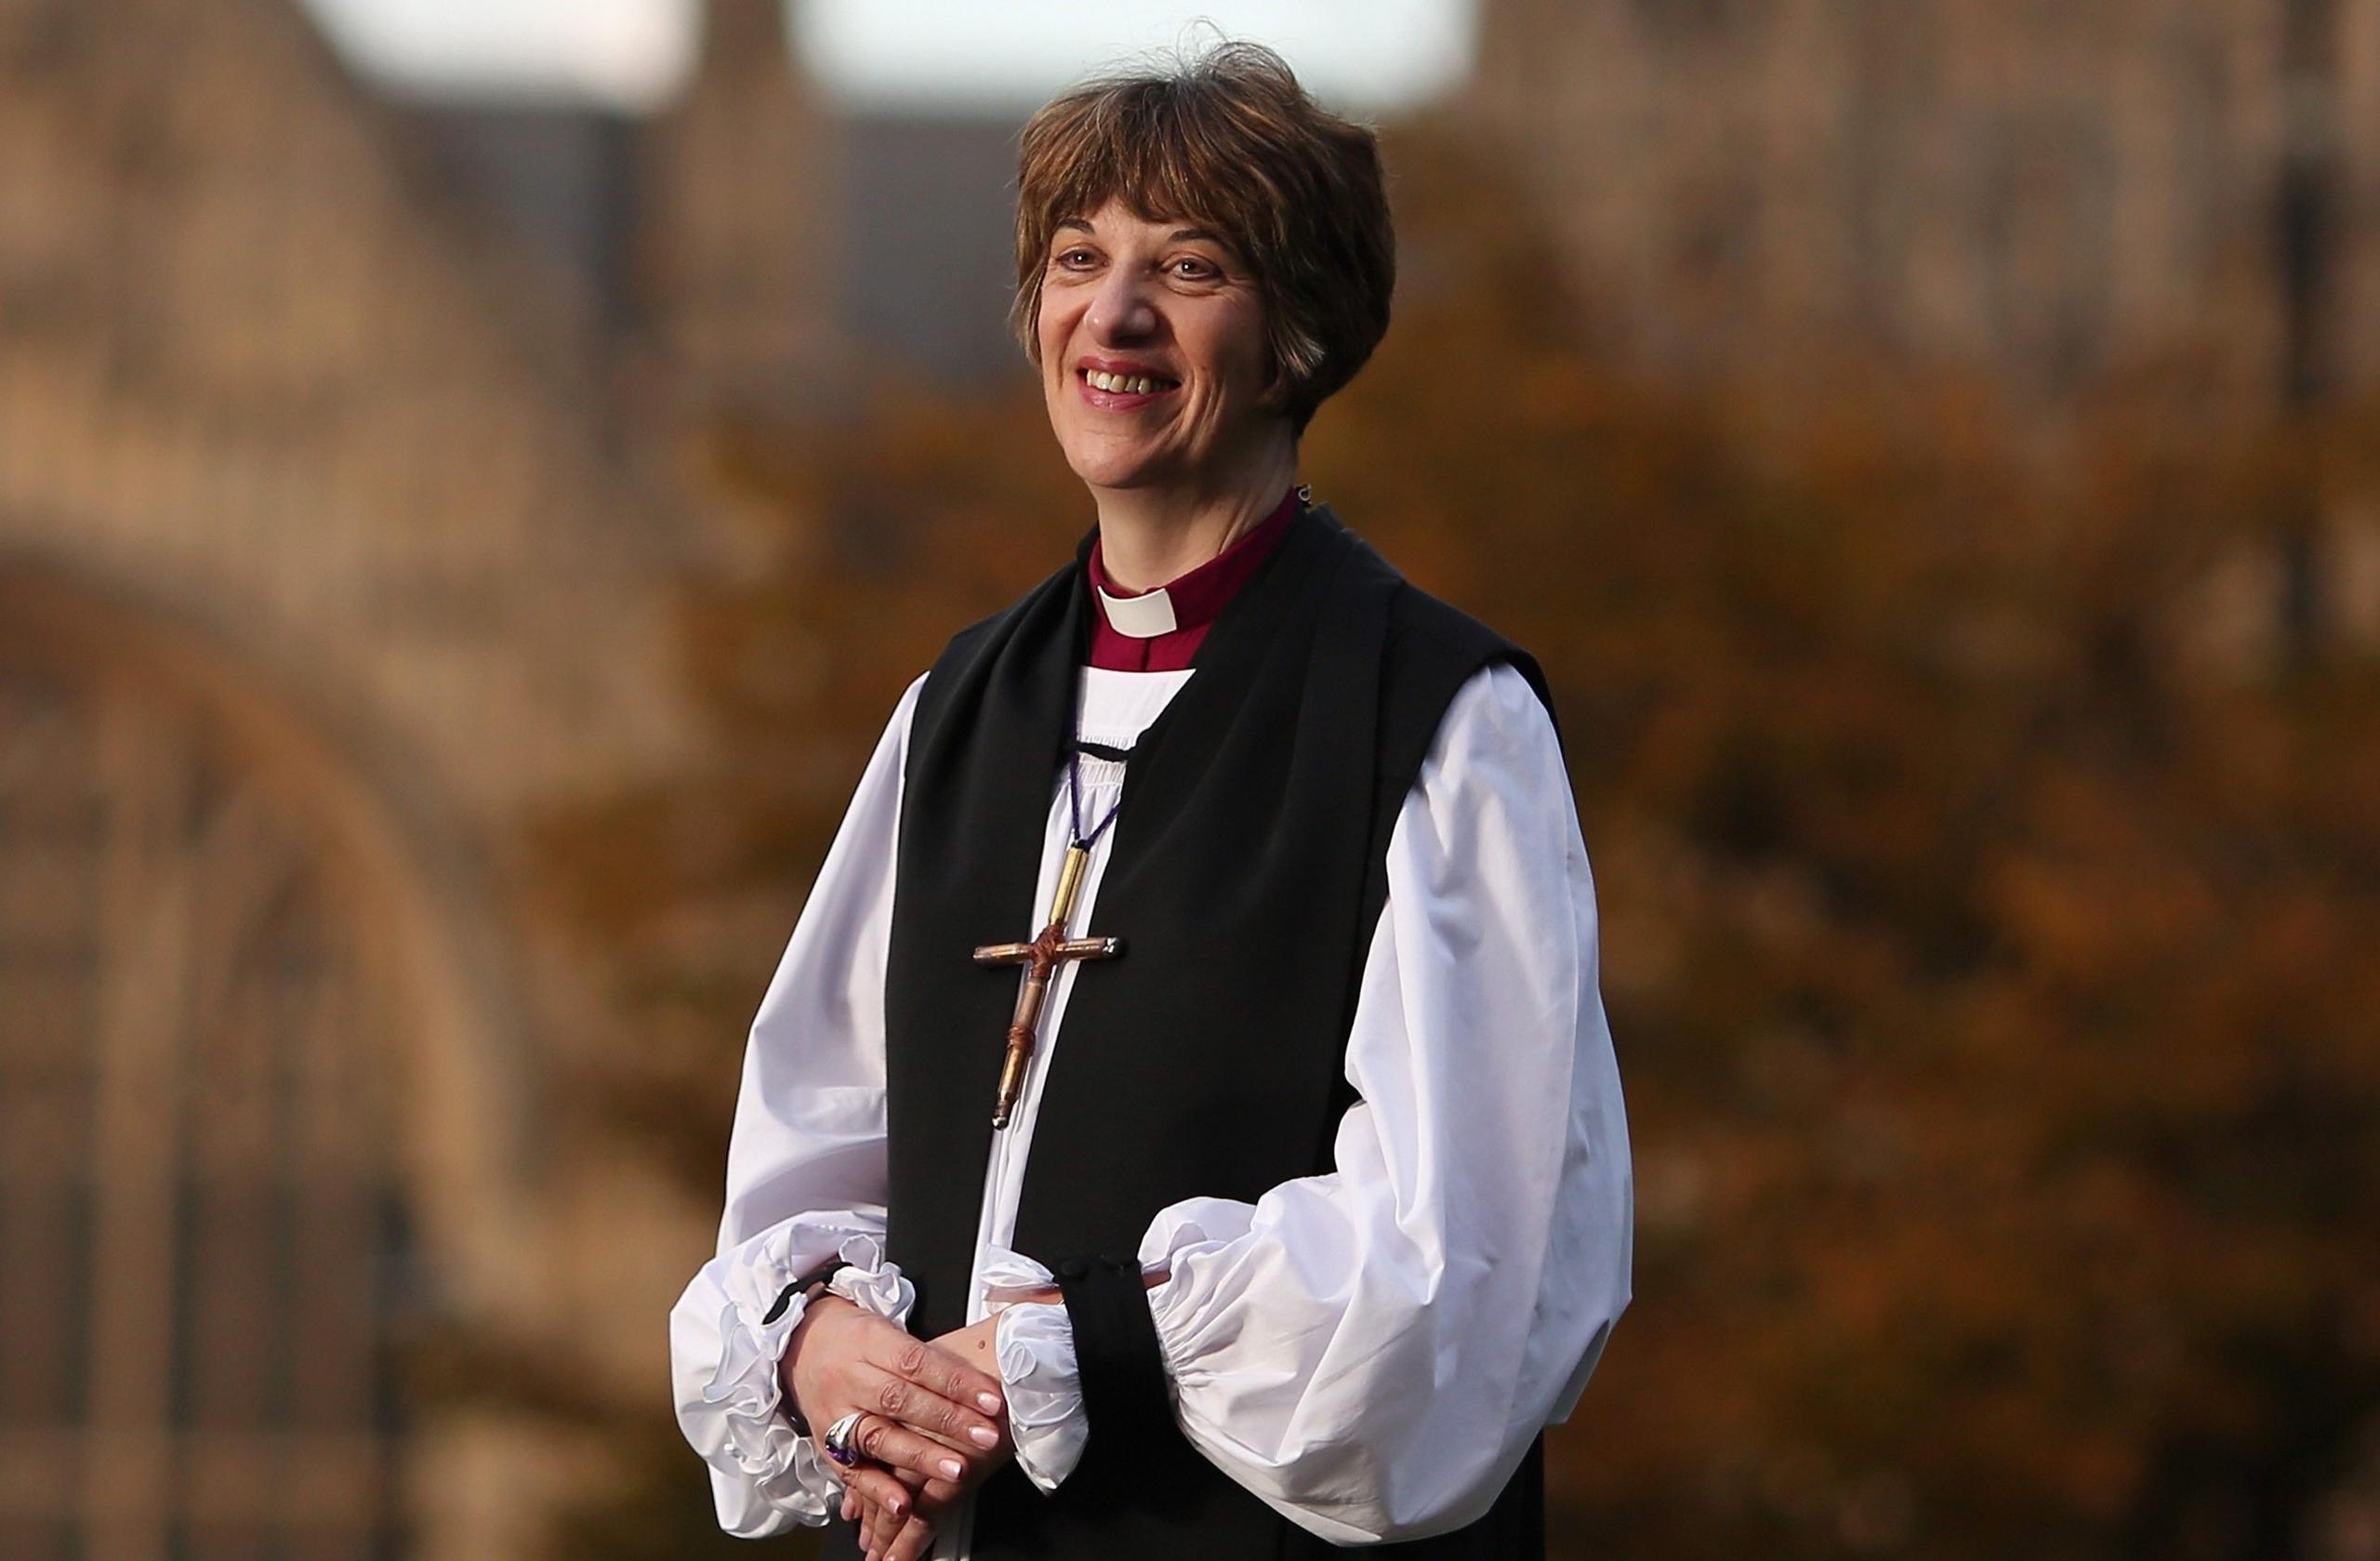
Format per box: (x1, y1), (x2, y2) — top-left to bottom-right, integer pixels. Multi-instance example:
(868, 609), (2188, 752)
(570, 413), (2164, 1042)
(944, 757), (1126, 1561)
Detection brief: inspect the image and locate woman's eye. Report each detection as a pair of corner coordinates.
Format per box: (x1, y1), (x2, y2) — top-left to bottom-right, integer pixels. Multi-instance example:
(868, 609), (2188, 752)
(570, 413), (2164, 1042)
(1054, 247), (1095, 269)
(1171, 257), (1218, 280)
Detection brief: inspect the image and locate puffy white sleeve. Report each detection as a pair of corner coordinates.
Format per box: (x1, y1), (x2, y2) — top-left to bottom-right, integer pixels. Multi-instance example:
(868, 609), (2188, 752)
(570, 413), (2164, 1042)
(983, 660), (1634, 1542)
(667, 674), (927, 1538)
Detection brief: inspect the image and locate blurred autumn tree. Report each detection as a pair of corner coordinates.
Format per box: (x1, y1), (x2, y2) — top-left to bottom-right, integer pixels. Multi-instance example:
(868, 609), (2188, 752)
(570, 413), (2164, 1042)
(525, 124), (2380, 1561)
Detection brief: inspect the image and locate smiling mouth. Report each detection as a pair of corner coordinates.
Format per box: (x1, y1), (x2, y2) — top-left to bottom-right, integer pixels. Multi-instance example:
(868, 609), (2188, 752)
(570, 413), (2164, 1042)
(1079, 367), (1179, 397)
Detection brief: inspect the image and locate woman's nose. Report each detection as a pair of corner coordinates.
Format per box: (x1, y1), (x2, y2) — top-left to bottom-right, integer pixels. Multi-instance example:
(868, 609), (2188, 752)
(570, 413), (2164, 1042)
(1085, 269), (1157, 342)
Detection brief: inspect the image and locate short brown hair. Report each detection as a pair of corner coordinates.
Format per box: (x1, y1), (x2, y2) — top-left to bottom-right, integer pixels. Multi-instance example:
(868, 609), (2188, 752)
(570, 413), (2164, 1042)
(1011, 42), (1395, 436)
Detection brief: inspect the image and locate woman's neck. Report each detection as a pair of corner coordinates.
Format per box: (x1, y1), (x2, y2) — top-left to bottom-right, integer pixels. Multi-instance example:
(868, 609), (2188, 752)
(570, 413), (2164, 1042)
(1091, 442), (1300, 592)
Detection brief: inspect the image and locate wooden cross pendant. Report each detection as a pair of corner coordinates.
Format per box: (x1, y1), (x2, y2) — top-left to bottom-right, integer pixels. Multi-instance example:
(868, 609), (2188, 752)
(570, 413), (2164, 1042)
(972, 840), (1123, 1130)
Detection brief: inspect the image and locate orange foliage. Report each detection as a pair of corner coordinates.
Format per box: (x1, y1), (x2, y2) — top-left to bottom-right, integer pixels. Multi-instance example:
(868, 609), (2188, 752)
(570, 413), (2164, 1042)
(535, 125), (2380, 1561)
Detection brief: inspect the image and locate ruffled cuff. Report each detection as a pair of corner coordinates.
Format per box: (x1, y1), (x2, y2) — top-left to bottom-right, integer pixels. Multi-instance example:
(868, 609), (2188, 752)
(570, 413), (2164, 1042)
(682, 1228), (915, 1524)
(980, 1241), (1177, 1492)
(824, 1250), (916, 1327)
(980, 1247), (1085, 1491)
(1137, 1199), (1256, 1392)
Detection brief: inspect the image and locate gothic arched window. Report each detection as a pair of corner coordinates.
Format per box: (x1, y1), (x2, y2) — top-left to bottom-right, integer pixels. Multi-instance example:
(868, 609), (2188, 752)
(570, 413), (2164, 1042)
(0, 629), (416, 1561)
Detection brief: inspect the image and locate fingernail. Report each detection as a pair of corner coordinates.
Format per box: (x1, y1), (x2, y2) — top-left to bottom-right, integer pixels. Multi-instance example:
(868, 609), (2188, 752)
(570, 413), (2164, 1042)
(939, 1455), (964, 1478)
(977, 1391), (1003, 1412)
(969, 1424), (999, 1448)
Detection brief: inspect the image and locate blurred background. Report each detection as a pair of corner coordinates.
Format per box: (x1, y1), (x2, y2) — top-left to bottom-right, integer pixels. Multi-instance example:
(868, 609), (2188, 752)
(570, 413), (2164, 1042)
(4, 0), (2378, 1557)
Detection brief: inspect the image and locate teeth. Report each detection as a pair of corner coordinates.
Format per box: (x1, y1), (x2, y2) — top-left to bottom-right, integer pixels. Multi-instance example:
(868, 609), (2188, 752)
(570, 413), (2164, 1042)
(1088, 370), (1163, 394)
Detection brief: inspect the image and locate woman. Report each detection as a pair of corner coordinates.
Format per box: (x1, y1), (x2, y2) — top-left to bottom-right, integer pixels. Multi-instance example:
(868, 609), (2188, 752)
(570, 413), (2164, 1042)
(670, 42), (1633, 1561)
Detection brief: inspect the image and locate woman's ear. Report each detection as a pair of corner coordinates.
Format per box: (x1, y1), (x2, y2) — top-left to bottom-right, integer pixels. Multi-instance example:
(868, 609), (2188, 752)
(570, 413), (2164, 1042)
(1255, 347), (1297, 419)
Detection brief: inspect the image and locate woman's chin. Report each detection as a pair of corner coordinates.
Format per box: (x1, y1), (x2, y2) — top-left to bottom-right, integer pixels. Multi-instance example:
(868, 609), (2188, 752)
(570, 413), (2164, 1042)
(1058, 444), (1178, 495)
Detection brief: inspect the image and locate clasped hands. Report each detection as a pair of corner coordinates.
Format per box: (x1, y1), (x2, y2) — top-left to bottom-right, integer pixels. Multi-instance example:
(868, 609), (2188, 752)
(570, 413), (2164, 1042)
(781, 1287), (1052, 1561)
(783, 1265), (1169, 1560)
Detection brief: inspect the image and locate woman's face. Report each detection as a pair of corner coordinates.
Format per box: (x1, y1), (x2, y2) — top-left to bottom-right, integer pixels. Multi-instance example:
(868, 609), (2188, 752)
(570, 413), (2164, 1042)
(1036, 197), (1281, 497)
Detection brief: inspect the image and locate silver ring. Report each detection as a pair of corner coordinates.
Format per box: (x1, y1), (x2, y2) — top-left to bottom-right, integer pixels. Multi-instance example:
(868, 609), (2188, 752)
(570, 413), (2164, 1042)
(822, 1409), (866, 1467)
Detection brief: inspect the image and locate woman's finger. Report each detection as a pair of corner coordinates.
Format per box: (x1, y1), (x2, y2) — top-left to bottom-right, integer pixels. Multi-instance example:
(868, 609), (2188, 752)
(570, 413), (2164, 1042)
(861, 1347), (1006, 1449)
(854, 1368), (1001, 1456)
(841, 1448), (962, 1551)
(884, 1508), (941, 1561)
(861, 1484), (944, 1561)
(840, 1461), (913, 1528)
(879, 1469), (959, 1561)
(850, 1408), (984, 1486)
(872, 1332), (1006, 1423)
(865, 1490), (897, 1560)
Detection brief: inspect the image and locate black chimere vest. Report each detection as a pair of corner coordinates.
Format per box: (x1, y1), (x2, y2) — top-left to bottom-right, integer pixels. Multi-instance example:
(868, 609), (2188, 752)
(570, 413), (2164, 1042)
(845, 504), (1557, 1560)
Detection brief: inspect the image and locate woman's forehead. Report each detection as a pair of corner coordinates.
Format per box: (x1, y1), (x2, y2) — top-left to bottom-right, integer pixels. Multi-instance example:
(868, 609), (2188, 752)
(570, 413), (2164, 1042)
(1058, 195), (1238, 246)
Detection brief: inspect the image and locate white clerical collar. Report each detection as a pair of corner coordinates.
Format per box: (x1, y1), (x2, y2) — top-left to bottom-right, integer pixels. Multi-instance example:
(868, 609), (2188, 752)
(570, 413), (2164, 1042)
(1094, 584), (1179, 639)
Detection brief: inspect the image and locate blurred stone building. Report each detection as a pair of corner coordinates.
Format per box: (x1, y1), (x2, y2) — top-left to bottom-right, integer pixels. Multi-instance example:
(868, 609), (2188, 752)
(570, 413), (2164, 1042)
(0, 0), (828, 1556)
(1460, 0), (2380, 657)
(4, 2), (2375, 1560)
(1468, 0), (2380, 415)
